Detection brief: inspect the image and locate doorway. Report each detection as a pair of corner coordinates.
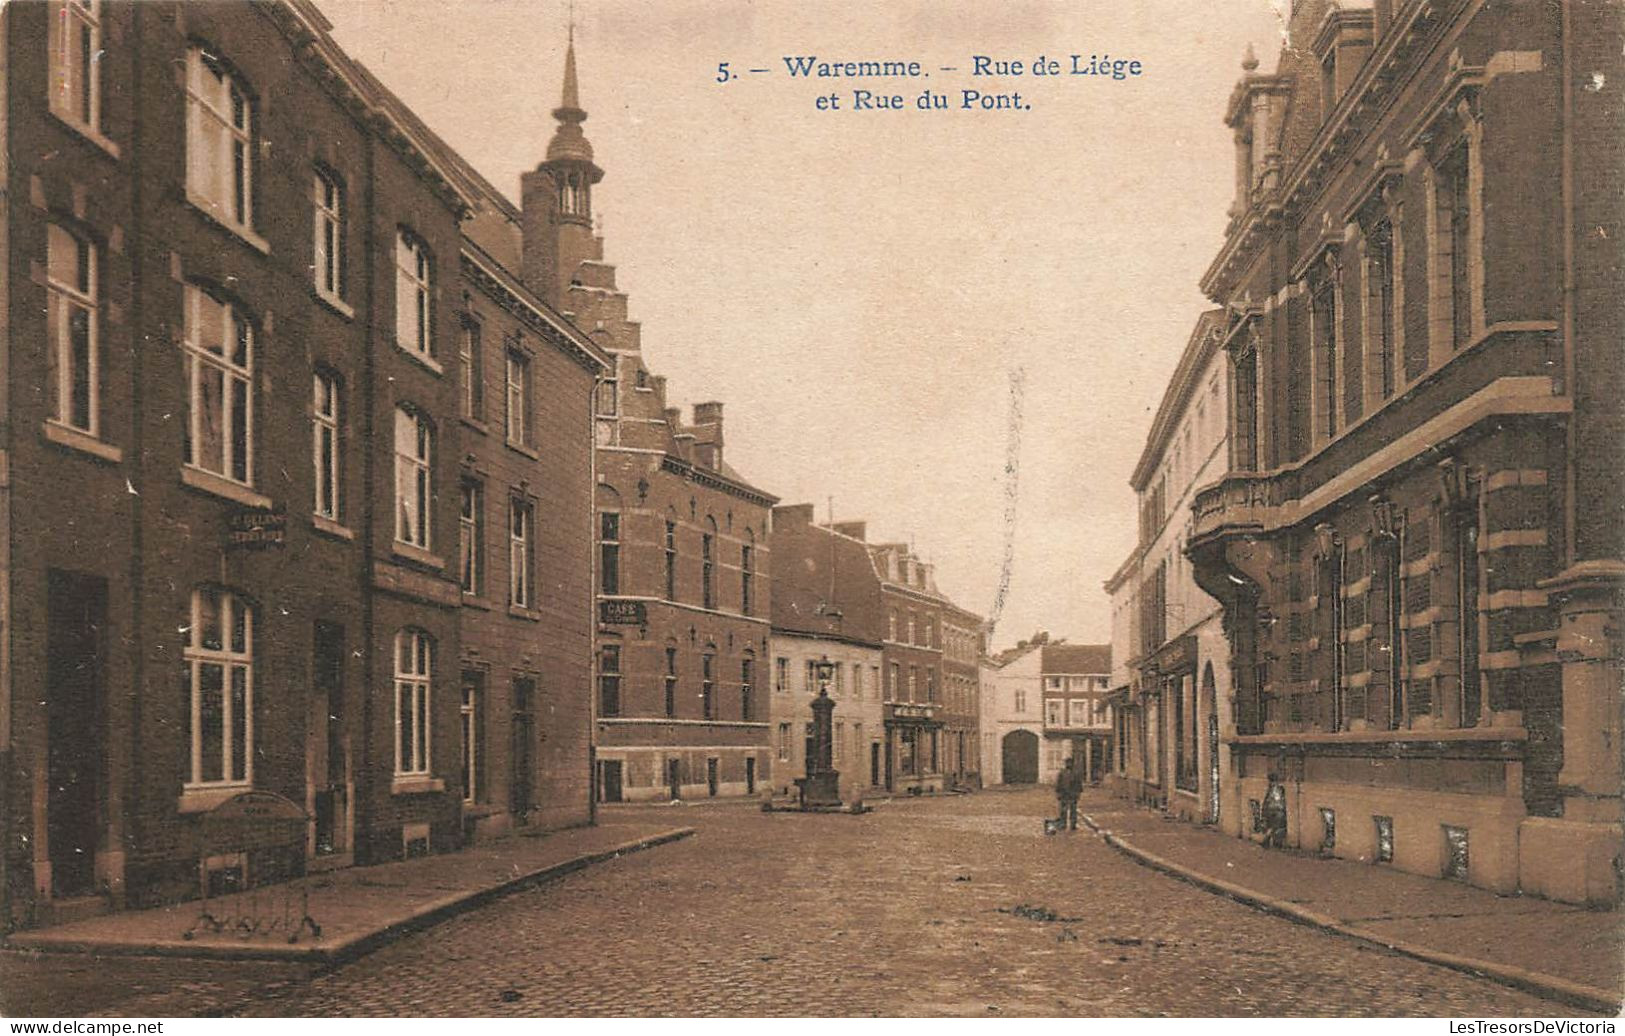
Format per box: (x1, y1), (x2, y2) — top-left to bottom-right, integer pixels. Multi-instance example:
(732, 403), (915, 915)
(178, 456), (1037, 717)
(46, 570), (106, 899)
(667, 758), (682, 800)
(706, 757), (719, 797)
(510, 681), (534, 822)
(312, 622), (347, 857)
(870, 742), (881, 788)
(744, 757), (756, 795)
(1001, 729), (1039, 784)
(599, 759), (624, 803)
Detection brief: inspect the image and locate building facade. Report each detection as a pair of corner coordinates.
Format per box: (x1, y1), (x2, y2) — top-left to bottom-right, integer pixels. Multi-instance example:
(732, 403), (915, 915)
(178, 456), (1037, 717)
(940, 604), (985, 787)
(1186, 0), (1622, 903)
(768, 506), (885, 801)
(2, 0), (607, 926)
(873, 543), (947, 793)
(979, 637), (1047, 785)
(526, 52), (780, 804)
(1106, 311), (1235, 827)
(1039, 644), (1112, 784)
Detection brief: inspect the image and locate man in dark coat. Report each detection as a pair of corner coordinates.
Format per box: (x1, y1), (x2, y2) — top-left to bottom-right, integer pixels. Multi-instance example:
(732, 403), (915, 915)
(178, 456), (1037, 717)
(1055, 756), (1083, 831)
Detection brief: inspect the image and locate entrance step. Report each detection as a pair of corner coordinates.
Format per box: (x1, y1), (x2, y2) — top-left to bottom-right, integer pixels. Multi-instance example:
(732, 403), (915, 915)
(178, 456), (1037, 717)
(44, 894), (109, 927)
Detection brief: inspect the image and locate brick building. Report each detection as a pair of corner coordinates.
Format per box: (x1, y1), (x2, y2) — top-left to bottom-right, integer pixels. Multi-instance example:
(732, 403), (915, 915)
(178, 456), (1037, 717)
(940, 603), (986, 787)
(525, 48), (780, 804)
(872, 543), (949, 793)
(1039, 644), (1112, 785)
(1186, 0), (1622, 903)
(768, 507), (885, 801)
(1, 0), (606, 926)
(1105, 310), (1234, 825)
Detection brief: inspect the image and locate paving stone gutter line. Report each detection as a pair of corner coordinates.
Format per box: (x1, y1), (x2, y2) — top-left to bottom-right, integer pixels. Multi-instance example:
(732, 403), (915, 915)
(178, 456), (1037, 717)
(1080, 813), (1622, 1017)
(7, 827), (695, 968)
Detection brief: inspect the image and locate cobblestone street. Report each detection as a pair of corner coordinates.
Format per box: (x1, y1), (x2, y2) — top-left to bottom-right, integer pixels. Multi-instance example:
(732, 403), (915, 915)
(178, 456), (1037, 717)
(190, 789), (1567, 1017)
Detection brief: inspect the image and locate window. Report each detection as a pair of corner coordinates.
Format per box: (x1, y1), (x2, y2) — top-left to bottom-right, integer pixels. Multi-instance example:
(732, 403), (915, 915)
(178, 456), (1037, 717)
(664, 648), (678, 718)
(312, 373), (340, 521)
(598, 644), (621, 717)
(1175, 674), (1198, 792)
(701, 532), (715, 609)
(889, 663), (899, 699)
(833, 722), (844, 764)
(505, 349), (528, 445)
(184, 588), (253, 787)
(908, 612), (916, 644)
(313, 168), (344, 300)
(395, 231), (431, 357)
(926, 668), (936, 703)
(460, 675), (480, 804)
(510, 497), (533, 609)
(664, 520), (677, 600)
(701, 653), (715, 720)
(183, 285), (253, 484)
(889, 612), (897, 641)
(459, 321), (483, 420)
(599, 512), (621, 595)
(1442, 146), (1473, 351)
(1046, 700), (1063, 727)
(775, 657), (788, 693)
(778, 723), (791, 762)
(185, 47), (253, 230)
(852, 663), (863, 701)
(459, 482), (483, 594)
(596, 377), (617, 417)
(1367, 220), (1397, 400)
(50, 0), (102, 130)
(740, 543), (754, 615)
(1015, 688), (1027, 713)
(741, 658), (754, 722)
(1312, 277), (1339, 439)
(907, 666), (918, 702)
(394, 408), (432, 549)
(46, 224), (97, 434)
(394, 630), (432, 777)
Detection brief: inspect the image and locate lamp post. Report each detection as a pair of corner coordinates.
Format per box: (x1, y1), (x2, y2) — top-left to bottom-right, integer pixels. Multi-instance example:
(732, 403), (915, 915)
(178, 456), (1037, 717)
(798, 656), (842, 808)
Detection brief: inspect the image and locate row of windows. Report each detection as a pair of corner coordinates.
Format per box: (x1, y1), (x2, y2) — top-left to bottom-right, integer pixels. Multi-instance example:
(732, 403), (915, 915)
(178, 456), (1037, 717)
(457, 483), (539, 609)
(182, 588), (434, 788)
(1043, 697), (1109, 728)
(597, 645), (757, 721)
(886, 609), (939, 648)
(598, 514), (757, 615)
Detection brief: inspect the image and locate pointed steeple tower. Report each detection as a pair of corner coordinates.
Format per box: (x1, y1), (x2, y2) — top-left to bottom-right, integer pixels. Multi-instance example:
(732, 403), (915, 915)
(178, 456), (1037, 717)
(522, 28), (605, 308)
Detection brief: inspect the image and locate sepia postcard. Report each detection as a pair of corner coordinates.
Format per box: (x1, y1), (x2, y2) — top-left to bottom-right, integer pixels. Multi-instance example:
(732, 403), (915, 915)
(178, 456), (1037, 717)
(0, 0), (1621, 1022)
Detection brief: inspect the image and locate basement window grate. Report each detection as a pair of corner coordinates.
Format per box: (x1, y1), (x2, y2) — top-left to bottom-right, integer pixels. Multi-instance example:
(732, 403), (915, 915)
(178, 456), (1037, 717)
(1319, 807), (1336, 852)
(1443, 825), (1469, 881)
(1374, 815), (1394, 863)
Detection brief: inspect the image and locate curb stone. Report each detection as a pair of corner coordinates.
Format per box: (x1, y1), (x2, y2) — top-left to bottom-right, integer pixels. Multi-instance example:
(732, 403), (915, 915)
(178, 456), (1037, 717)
(6, 827), (696, 968)
(1080, 813), (1622, 1017)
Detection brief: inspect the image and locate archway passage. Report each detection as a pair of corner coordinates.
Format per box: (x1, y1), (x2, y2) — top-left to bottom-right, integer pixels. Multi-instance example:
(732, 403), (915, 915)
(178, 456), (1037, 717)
(1001, 729), (1039, 784)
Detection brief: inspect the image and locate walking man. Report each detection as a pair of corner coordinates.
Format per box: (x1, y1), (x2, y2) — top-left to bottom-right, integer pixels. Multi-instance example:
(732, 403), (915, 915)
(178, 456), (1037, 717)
(1056, 755), (1083, 831)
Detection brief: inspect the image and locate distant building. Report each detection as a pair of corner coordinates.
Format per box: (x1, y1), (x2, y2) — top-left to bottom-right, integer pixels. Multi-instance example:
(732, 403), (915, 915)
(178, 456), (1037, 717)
(769, 507), (885, 801)
(511, 41), (779, 805)
(940, 604), (987, 787)
(1039, 644), (1113, 784)
(979, 636), (1048, 785)
(1105, 310), (1233, 826)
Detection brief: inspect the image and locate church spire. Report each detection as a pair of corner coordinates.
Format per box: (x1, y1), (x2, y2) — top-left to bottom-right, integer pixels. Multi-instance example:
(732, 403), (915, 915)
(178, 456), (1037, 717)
(546, 24), (598, 169)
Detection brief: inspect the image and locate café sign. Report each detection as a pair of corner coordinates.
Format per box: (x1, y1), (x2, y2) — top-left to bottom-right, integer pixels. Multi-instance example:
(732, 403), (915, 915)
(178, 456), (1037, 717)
(599, 599), (647, 626)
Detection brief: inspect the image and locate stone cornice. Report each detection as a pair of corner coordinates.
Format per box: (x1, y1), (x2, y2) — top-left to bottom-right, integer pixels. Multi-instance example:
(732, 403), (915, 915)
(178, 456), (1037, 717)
(460, 249), (611, 374)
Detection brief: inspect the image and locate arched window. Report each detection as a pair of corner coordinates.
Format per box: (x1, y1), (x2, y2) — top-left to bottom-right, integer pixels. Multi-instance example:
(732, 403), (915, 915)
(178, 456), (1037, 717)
(185, 46), (254, 230)
(394, 407), (433, 548)
(394, 629), (433, 776)
(395, 230), (432, 357)
(184, 587), (253, 787)
(183, 284), (254, 485)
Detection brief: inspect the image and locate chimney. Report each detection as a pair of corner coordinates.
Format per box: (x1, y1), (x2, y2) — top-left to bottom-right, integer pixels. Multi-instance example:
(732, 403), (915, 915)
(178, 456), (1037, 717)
(663, 406), (681, 430)
(774, 503), (816, 528)
(520, 168), (561, 307)
(692, 402), (724, 469)
(830, 520), (867, 542)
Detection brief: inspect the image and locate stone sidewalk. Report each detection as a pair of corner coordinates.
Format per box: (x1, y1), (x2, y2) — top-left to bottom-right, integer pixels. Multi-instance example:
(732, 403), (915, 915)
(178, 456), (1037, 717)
(1080, 794), (1623, 1014)
(5, 819), (693, 965)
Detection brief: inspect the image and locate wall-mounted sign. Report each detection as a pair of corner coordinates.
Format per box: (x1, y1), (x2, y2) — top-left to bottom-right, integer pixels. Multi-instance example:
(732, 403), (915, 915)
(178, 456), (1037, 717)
(599, 599), (647, 626)
(226, 505), (287, 549)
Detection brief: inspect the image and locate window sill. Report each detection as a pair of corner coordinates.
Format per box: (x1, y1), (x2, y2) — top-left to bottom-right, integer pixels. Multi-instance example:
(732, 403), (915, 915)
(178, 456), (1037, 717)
(461, 593), (494, 610)
(42, 420), (122, 463)
(314, 289), (355, 321)
(508, 603), (540, 621)
(49, 109), (120, 159)
(505, 439), (540, 461)
(178, 783), (252, 814)
(392, 540), (446, 570)
(181, 465), (272, 509)
(461, 416), (490, 436)
(394, 342), (444, 377)
(311, 514), (354, 540)
(391, 775), (445, 796)
(184, 190), (271, 255)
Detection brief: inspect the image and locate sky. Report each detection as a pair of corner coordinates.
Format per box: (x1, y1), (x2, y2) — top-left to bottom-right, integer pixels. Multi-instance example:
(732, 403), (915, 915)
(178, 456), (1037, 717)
(320, 0), (1288, 652)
